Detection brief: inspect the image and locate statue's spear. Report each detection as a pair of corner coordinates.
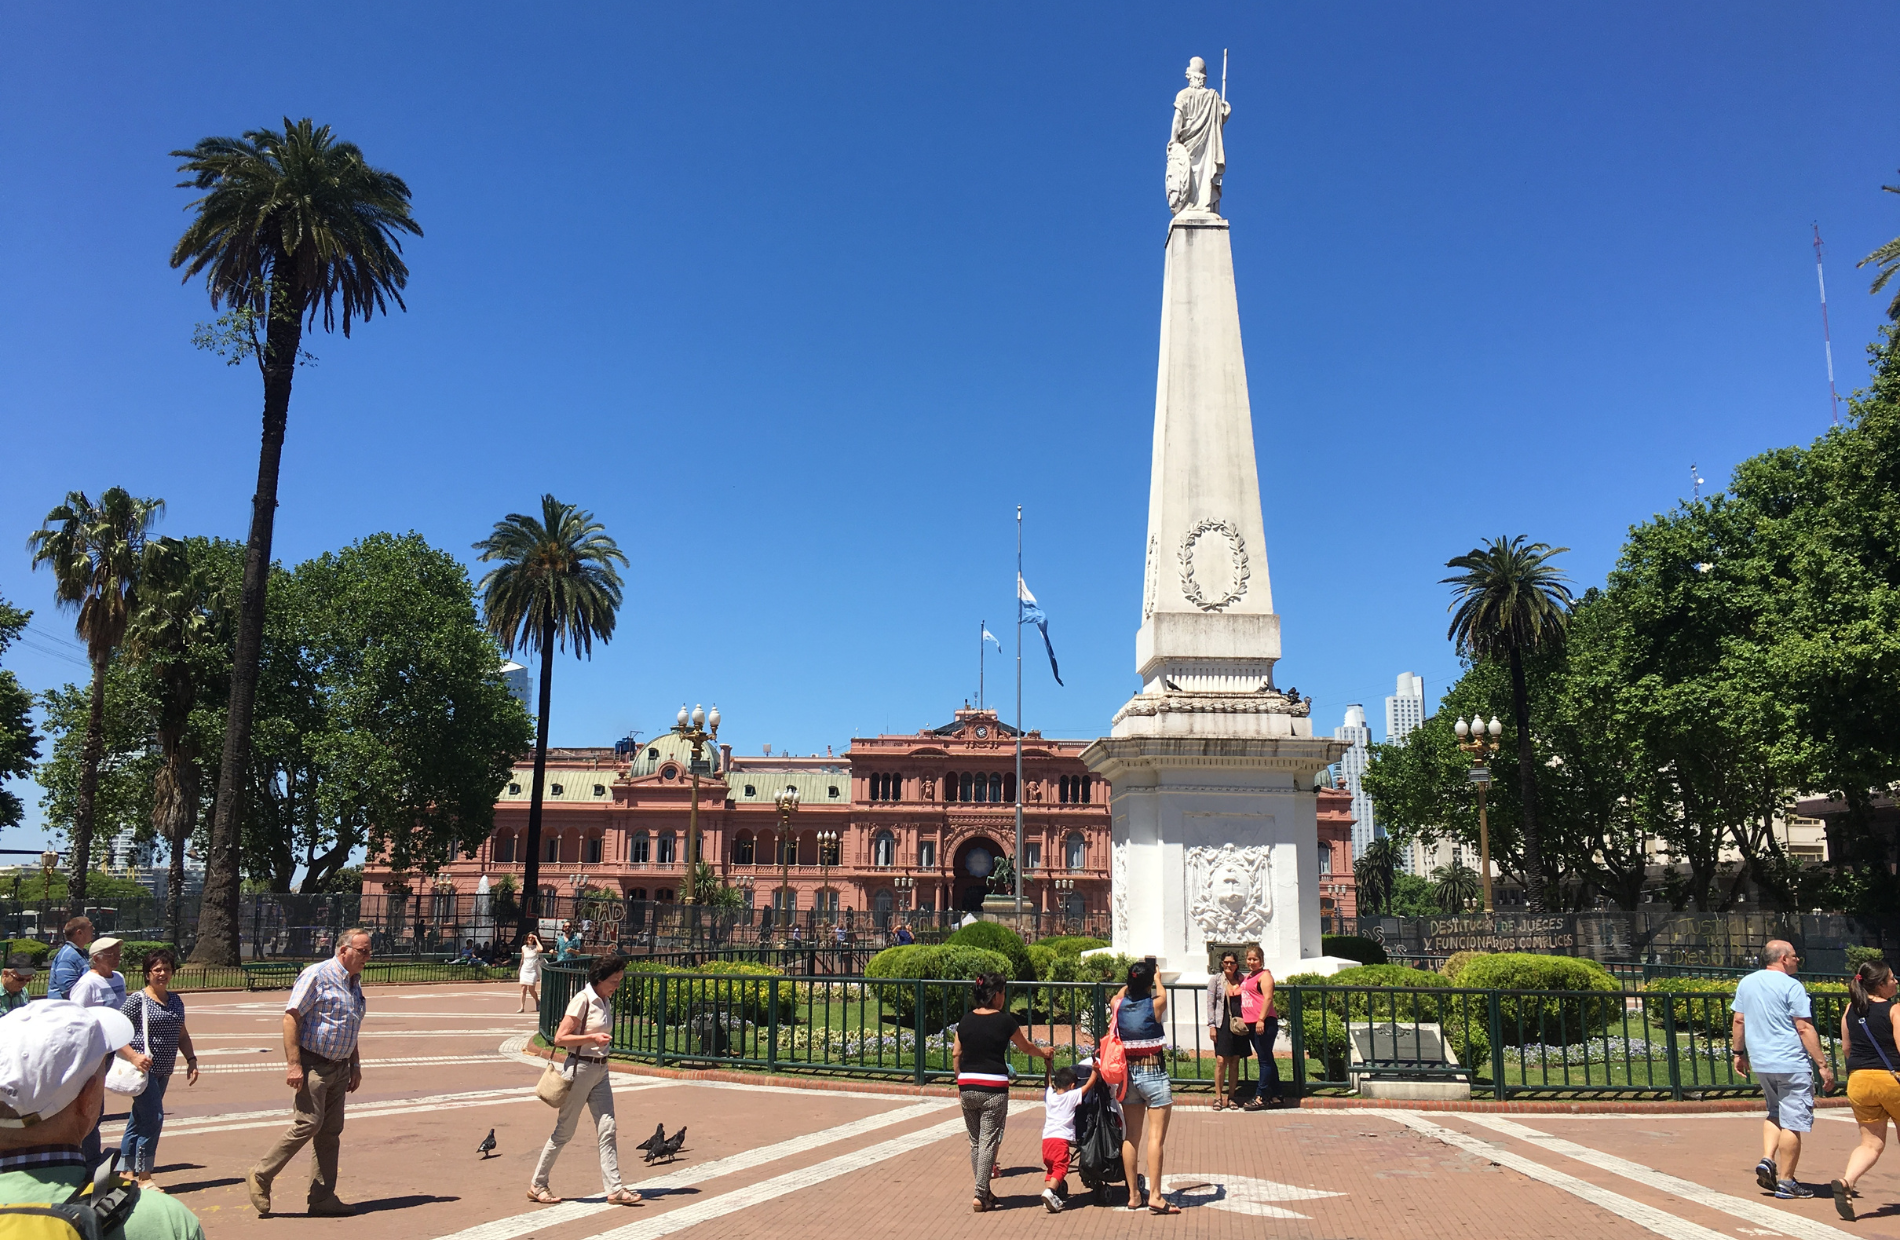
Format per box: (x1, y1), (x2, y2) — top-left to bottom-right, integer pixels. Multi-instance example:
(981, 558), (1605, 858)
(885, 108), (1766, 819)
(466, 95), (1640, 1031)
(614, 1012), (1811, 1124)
(1221, 47), (1228, 102)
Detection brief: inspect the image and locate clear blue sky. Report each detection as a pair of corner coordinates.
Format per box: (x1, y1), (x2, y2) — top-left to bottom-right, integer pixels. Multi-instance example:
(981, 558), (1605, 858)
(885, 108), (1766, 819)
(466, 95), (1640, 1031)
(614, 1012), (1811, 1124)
(4, 3), (1898, 853)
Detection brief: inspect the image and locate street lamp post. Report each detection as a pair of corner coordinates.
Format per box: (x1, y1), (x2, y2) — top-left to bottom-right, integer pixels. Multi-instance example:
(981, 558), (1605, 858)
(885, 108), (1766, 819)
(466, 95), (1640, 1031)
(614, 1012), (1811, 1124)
(774, 784), (800, 939)
(1454, 715), (1504, 914)
(675, 703), (721, 905)
(817, 828), (839, 933)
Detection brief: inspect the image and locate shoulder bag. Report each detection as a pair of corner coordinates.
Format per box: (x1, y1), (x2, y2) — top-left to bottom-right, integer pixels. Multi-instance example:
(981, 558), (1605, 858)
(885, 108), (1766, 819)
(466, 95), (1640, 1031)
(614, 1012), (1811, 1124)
(1096, 997), (1128, 1097)
(104, 996), (149, 1097)
(1859, 1012), (1900, 1085)
(536, 993), (589, 1107)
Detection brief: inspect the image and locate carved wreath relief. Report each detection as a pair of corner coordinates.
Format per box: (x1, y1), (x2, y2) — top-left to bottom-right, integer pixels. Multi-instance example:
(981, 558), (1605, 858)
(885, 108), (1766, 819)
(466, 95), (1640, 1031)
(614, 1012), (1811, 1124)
(1178, 519), (1250, 612)
(1187, 842), (1272, 943)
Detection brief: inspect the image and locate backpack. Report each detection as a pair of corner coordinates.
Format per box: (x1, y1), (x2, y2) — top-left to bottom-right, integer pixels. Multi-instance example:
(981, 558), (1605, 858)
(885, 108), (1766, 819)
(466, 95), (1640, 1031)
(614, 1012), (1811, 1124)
(0, 1155), (139, 1240)
(1074, 1082), (1126, 1192)
(1095, 997), (1128, 1095)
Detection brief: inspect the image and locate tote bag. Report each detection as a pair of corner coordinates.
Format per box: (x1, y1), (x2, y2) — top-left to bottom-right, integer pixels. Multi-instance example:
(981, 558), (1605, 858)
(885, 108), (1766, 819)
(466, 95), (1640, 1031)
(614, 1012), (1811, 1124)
(104, 996), (150, 1097)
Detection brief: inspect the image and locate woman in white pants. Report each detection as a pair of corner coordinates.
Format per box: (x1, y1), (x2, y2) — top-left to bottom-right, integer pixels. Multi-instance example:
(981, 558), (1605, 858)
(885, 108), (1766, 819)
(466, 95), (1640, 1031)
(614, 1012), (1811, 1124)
(529, 957), (642, 1206)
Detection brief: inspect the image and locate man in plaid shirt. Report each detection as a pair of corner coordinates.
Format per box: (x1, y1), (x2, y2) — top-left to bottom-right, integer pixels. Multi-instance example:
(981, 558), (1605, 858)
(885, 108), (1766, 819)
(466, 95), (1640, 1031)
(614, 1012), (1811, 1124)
(246, 928), (370, 1217)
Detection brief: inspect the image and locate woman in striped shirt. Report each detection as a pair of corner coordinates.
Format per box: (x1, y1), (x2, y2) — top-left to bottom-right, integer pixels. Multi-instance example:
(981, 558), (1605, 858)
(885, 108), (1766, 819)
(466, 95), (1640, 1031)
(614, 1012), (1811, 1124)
(952, 972), (1051, 1212)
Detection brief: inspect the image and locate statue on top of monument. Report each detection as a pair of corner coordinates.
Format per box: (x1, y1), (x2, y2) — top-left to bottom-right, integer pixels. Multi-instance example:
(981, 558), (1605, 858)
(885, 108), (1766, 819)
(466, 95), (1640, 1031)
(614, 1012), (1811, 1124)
(1166, 56), (1230, 217)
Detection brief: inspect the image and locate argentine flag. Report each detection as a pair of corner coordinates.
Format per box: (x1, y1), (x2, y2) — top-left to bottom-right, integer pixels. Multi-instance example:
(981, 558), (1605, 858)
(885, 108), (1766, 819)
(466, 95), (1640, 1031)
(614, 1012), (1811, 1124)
(982, 626), (1003, 654)
(1018, 575), (1063, 686)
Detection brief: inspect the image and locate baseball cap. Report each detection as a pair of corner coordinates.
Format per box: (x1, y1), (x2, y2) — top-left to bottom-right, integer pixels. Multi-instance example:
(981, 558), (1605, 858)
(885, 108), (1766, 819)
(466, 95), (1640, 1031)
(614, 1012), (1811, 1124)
(87, 936), (122, 957)
(0, 1000), (135, 1127)
(2, 955), (34, 976)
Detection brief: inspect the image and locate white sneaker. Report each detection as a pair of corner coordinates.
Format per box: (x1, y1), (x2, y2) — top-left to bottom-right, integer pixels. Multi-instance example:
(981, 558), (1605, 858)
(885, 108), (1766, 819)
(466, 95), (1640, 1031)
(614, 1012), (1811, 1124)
(1042, 1189), (1064, 1213)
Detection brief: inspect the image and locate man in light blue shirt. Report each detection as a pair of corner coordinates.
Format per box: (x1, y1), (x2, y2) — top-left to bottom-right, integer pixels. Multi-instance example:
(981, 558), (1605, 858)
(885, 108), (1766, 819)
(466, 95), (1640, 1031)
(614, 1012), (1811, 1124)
(46, 917), (92, 1001)
(1732, 939), (1835, 1199)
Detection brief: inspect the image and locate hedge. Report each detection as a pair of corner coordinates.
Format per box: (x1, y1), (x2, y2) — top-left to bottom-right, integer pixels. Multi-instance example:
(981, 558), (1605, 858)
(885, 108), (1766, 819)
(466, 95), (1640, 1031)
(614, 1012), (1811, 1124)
(944, 922), (1035, 981)
(1642, 975), (1847, 1039)
(864, 945), (1014, 1030)
(1283, 966), (1488, 1077)
(1036, 936), (1109, 956)
(1454, 954), (1620, 1044)
(3, 939), (50, 965)
(1439, 950), (1490, 982)
(1321, 935), (1388, 966)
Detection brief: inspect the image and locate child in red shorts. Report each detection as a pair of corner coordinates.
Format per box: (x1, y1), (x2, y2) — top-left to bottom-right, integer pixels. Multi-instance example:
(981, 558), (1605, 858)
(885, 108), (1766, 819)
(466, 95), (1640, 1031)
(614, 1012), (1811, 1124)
(1041, 1063), (1100, 1212)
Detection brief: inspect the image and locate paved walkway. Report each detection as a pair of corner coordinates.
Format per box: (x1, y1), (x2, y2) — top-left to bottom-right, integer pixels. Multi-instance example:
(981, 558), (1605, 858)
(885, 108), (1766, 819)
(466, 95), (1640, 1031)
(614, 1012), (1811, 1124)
(119, 982), (1900, 1238)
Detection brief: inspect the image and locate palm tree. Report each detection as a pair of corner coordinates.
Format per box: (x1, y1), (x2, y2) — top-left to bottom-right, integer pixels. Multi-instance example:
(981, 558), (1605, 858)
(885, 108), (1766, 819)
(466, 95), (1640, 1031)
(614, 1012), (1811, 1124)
(1432, 861), (1483, 913)
(171, 118), (421, 965)
(1354, 837), (1398, 915)
(27, 488), (164, 912)
(1861, 174), (1900, 321)
(1443, 536), (1574, 912)
(473, 497), (626, 940)
(126, 537), (232, 947)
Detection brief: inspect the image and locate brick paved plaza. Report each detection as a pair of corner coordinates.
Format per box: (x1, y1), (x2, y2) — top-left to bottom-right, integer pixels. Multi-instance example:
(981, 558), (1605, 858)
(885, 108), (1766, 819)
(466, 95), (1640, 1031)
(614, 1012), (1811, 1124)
(106, 981), (1900, 1239)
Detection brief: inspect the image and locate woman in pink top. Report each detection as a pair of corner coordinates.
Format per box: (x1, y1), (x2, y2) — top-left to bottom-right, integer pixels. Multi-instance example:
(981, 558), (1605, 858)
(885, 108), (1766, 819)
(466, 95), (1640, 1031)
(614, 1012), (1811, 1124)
(1237, 945), (1283, 1110)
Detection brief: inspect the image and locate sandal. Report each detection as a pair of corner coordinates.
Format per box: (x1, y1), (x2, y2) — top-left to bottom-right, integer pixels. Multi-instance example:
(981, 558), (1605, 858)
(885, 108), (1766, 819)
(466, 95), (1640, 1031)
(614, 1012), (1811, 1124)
(1212, 1100), (1225, 1111)
(606, 1189), (643, 1207)
(1150, 1202), (1182, 1215)
(526, 1188), (562, 1204)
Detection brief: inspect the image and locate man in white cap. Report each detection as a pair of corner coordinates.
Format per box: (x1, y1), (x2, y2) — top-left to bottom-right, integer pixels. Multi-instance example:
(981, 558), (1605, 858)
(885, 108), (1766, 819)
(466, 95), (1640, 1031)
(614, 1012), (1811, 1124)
(70, 938), (127, 1011)
(0, 1000), (204, 1239)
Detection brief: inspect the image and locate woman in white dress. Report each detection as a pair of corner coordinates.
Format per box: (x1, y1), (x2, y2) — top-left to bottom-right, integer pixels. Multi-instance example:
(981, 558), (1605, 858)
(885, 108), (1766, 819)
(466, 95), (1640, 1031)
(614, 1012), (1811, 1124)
(519, 933), (545, 1012)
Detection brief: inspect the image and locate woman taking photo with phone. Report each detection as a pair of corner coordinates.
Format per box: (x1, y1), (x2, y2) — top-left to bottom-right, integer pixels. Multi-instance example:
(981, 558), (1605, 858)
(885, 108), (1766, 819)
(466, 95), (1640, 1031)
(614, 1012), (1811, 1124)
(1114, 958), (1178, 1212)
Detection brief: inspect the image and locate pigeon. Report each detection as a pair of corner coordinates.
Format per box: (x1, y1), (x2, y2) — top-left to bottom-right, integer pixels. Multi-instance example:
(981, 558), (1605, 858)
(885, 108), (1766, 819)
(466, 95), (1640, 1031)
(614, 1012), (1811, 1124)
(647, 1126), (687, 1165)
(634, 1122), (664, 1155)
(477, 1129), (496, 1159)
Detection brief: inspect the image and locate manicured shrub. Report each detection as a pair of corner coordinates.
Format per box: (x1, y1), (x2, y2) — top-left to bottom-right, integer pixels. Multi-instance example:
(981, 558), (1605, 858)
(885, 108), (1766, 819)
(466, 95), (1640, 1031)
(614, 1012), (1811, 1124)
(1640, 976), (1737, 1038)
(1028, 943), (1058, 981)
(1456, 954), (1620, 1044)
(1280, 966), (1488, 1079)
(1440, 950), (1491, 982)
(1036, 935), (1109, 956)
(1322, 935), (1388, 966)
(1847, 946), (1887, 969)
(2, 939), (50, 965)
(864, 944), (1013, 1030)
(945, 921), (1035, 981)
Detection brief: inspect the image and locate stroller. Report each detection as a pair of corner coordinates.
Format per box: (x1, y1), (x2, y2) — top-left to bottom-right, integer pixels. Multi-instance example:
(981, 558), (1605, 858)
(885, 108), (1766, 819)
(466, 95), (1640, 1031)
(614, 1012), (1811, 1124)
(1073, 1076), (1128, 1206)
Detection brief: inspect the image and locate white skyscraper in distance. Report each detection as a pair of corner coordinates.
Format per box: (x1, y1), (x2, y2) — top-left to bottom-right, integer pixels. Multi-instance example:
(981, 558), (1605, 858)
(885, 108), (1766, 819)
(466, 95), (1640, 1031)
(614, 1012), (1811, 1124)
(1386, 672), (1425, 742)
(1333, 704), (1376, 859)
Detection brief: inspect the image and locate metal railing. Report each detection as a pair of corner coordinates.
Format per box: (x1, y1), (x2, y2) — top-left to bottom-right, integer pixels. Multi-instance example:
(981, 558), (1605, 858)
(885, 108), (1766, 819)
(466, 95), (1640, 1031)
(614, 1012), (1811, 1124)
(536, 965), (1859, 1101)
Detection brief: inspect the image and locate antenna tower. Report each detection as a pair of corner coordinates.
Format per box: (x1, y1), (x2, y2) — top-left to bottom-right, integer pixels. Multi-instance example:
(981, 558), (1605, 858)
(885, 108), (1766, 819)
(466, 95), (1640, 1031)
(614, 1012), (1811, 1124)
(1814, 224), (1841, 425)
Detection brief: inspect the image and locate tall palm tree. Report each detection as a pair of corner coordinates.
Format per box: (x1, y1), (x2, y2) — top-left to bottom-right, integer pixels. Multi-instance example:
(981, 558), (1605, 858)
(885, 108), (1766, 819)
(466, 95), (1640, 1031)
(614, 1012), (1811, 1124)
(27, 488), (164, 912)
(171, 118), (421, 965)
(126, 537), (232, 947)
(1354, 836), (1398, 915)
(473, 497), (626, 940)
(1432, 861), (1483, 913)
(1443, 536), (1574, 912)
(1861, 174), (1900, 321)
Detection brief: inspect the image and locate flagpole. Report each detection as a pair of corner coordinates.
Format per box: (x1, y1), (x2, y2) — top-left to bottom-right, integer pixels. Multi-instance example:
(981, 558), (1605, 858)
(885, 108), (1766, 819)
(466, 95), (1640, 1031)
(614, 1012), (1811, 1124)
(1015, 506), (1025, 916)
(978, 619), (985, 711)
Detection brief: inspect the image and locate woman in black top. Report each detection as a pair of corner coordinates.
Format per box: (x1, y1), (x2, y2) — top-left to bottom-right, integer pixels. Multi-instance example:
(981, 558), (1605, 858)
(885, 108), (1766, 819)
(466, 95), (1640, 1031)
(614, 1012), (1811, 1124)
(953, 972), (1051, 1212)
(1832, 961), (1900, 1220)
(1205, 951), (1251, 1111)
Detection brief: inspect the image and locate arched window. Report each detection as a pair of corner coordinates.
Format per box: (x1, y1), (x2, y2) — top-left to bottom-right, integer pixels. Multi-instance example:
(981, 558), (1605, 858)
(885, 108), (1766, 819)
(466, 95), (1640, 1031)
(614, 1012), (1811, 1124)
(656, 888), (675, 903)
(1063, 893), (1086, 923)
(631, 832), (651, 864)
(1065, 833), (1087, 870)
(1003, 773), (1016, 802)
(544, 836), (560, 864)
(493, 834), (516, 864)
(629, 887), (648, 902)
(988, 773), (1003, 802)
(734, 832), (756, 865)
(658, 833), (677, 864)
(872, 830), (895, 867)
(585, 835), (603, 864)
(959, 772), (974, 802)
(815, 888), (839, 914)
(872, 889), (895, 927)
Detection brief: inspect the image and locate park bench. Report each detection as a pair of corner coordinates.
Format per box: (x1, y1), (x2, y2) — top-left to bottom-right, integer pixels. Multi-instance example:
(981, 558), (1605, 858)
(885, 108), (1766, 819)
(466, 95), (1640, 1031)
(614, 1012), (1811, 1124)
(241, 961), (303, 991)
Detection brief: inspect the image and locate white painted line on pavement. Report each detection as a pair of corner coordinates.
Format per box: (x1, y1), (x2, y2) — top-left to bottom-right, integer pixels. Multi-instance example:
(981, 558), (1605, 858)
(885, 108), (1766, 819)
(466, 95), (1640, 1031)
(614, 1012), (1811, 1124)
(1458, 1114), (1857, 1240)
(1388, 1112), (1734, 1240)
(197, 1054), (531, 1074)
(426, 1100), (963, 1240)
(585, 1109), (1033, 1240)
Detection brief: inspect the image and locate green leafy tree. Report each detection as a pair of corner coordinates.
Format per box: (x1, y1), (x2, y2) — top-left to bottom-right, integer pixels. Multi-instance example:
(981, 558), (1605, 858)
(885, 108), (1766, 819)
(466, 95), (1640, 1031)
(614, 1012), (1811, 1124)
(1389, 874), (1440, 917)
(1442, 536), (1575, 911)
(171, 119), (422, 965)
(0, 596), (39, 831)
(27, 488), (164, 909)
(36, 663), (161, 870)
(1431, 862), (1483, 913)
(473, 496), (626, 939)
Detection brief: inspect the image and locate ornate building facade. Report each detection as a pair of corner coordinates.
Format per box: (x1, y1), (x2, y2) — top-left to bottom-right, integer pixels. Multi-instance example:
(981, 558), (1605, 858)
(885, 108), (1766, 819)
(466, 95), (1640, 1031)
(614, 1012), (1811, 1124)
(367, 707), (1115, 929)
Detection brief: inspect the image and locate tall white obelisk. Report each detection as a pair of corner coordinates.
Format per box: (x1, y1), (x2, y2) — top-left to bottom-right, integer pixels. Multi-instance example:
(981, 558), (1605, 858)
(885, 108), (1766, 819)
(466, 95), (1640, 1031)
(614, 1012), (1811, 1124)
(1081, 57), (1350, 983)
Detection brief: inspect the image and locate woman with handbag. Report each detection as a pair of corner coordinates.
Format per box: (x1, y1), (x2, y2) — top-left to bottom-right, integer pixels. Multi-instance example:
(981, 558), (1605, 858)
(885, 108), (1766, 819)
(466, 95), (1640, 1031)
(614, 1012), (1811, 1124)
(1237, 945), (1283, 1111)
(529, 956), (642, 1207)
(1831, 960), (1900, 1220)
(1206, 951), (1251, 1111)
(114, 948), (198, 1190)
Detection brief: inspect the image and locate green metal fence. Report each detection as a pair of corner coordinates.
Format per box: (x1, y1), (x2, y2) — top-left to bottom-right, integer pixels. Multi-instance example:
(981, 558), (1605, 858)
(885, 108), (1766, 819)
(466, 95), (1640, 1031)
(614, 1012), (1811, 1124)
(537, 964), (1856, 1102)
